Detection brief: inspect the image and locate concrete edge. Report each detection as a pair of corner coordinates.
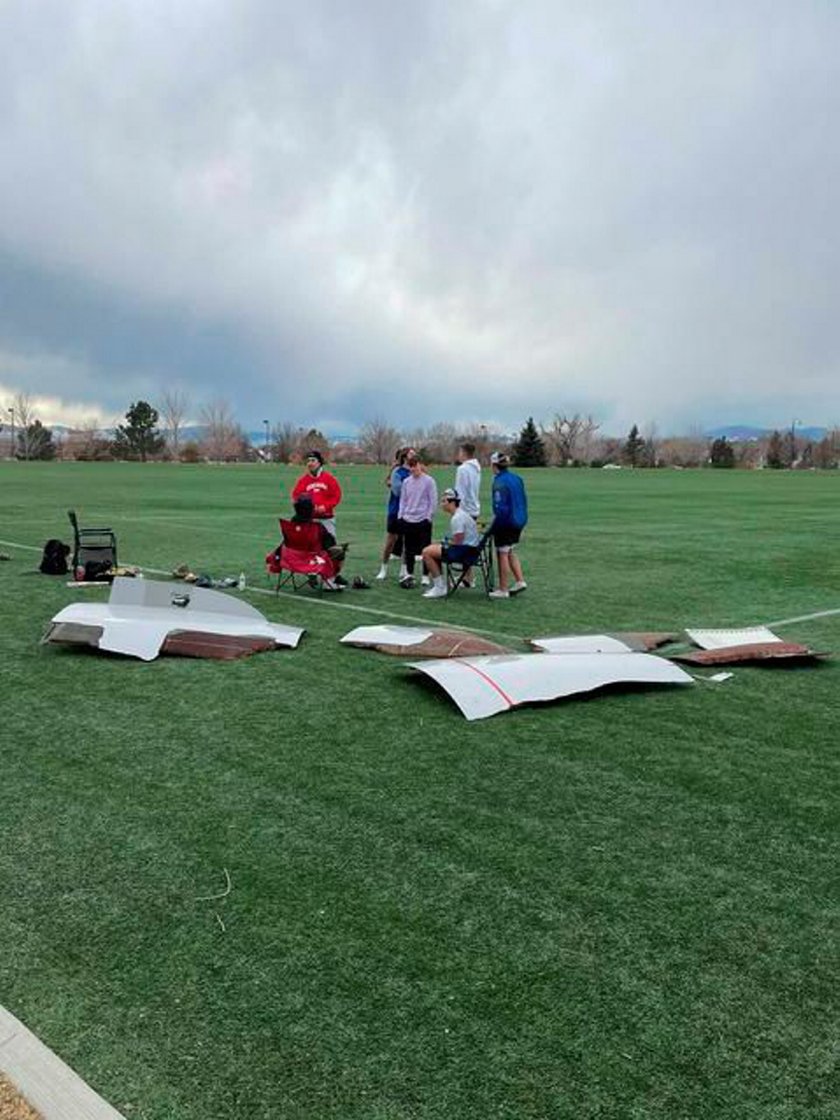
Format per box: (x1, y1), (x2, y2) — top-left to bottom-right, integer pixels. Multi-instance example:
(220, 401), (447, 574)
(0, 1006), (126, 1120)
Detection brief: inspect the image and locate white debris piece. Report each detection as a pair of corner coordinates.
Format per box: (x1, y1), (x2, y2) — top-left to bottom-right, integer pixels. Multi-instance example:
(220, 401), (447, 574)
(410, 652), (693, 721)
(44, 577), (304, 660)
(685, 627), (783, 650)
(529, 634), (635, 654)
(340, 625), (434, 647)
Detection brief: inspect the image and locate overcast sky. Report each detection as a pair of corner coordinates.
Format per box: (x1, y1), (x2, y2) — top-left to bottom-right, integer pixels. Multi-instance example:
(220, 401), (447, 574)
(1, 0), (838, 436)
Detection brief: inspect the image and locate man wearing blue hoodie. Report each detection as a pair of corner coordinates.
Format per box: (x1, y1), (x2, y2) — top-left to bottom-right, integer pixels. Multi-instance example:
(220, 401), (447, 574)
(489, 451), (528, 599)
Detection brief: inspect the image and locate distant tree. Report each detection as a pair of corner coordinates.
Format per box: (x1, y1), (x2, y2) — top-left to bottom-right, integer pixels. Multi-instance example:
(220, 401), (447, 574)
(710, 436), (735, 468)
(623, 424), (646, 467)
(112, 401), (164, 461)
(11, 392), (37, 459)
(359, 416), (402, 464)
(17, 420), (56, 460)
(543, 413), (601, 466)
(424, 422), (460, 464)
(295, 428), (330, 461)
(159, 388), (190, 458)
(512, 417), (547, 467)
(814, 429), (840, 469)
(179, 441), (201, 463)
(199, 400), (242, 461)
(765, 430), (785, 469)
(270, 421), (299, 463)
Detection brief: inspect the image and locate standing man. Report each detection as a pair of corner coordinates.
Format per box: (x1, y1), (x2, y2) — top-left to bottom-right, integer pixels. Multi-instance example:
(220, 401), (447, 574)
(454, 441), (481, 520)
(376, 447), (412, 581)
(291, 449), (342, 539)
(488, 451), (528, 599)
(397, 453), (437, 589)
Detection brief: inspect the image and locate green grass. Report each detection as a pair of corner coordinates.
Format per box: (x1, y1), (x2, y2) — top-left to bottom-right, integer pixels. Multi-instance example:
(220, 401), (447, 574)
(1, 462), (839, 1119)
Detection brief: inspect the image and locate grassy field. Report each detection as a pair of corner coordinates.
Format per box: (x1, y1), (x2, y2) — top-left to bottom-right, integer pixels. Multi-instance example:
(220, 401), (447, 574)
(1, 462), (839, 1119)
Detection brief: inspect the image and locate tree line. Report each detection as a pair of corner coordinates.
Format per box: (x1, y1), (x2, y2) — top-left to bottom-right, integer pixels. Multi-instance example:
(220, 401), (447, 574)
(3, 391), (839, 469)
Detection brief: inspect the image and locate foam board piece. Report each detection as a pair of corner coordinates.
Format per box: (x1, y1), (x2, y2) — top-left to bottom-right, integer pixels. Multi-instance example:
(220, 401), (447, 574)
(685, 626), (783, 650)
(44, 577), (304, 661)
(410, 652), (693, 720)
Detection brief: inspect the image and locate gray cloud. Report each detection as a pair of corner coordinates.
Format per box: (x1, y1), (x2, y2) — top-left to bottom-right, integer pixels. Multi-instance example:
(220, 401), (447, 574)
(1, 0), (838, 433)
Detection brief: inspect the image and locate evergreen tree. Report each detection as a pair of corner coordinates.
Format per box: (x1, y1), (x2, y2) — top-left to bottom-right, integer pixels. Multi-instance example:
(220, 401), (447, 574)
(623, 424), (646, 467)
(765, 430), (785, 469)
(511, 417), (547, 467)
(709, 436), (735, 468)
(113, 400), (164, 461)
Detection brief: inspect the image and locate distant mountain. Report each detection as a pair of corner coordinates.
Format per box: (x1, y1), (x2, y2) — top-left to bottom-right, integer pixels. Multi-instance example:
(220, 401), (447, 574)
(705, 424), (827, 442)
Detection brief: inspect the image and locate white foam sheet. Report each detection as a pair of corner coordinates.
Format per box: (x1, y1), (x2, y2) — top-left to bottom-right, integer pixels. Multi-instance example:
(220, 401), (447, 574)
(49, 577), (304, 660)
(341, 625), (434, 647)
(410, 652), (694, 721)
(529, 634), (635, 654)
(685, 627), (783, 650)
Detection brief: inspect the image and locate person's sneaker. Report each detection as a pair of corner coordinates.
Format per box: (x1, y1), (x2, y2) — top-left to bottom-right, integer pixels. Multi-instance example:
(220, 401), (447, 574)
(399, 575), (415, 590)
(323, 578), (343, 591)
(423, 584), (447, 599)
(510, 580), (528, 595)
(421, 574), (431, 587)
(488, 589), (510, 599)
(375, 566), (388, 580)
(334, 574), (349, 587)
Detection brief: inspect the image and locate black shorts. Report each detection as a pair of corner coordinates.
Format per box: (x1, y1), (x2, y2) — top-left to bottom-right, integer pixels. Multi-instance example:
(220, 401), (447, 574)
(386, 514), (401, 535)
(442, 542), (478, 564)
(492, 525), (522, 549)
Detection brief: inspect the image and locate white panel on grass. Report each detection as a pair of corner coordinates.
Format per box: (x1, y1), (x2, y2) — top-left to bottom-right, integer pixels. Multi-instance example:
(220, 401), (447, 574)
(529, 634), (635, 654)
(341, 625), (434, 647)
(47, 577), (304, 660)
(685, 627), (783, 650)
(410, 653), (693, 721)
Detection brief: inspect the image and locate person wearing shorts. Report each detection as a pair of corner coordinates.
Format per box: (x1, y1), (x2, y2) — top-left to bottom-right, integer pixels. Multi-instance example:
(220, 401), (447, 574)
(489, 451), (528, 599)
(421, 488), (480, 598)
(376, 447), (411, 580)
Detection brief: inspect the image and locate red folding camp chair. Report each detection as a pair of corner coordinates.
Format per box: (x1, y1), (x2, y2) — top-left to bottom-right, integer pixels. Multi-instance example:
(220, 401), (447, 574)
(265, 519), (338, 592)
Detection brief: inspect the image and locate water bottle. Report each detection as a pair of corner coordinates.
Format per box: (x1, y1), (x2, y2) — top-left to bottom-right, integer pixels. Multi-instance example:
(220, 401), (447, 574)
(238, 571), (246, 591)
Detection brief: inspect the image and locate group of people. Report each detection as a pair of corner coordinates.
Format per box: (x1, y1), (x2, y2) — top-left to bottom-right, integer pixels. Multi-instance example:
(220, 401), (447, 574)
(286, 442), (528, 600)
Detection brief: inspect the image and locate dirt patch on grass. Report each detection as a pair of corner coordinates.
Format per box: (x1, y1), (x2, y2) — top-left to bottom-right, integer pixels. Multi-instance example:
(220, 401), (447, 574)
(0, 1074), (42, 1120)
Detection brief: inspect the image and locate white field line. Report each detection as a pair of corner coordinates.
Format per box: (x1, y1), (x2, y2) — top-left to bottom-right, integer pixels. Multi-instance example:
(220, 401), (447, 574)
(137, 564), (524, 641)
(4, 535), (839, 640)
(0, 536), (520, 640)
(761, 607), (840, 627)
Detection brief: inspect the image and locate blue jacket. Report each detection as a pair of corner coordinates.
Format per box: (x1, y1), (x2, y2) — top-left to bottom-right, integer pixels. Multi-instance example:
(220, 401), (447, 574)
(492, 470), (528, 529)
(387, 465), (411, 519)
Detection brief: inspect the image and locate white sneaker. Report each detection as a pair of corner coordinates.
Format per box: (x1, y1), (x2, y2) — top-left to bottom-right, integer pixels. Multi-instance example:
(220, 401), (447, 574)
(423, 584), (447, 599)
(488, 589), (510, 599)
(421, 574), (431, 587)
(510, 580), (528, 595)
(375, 567), (388, 580)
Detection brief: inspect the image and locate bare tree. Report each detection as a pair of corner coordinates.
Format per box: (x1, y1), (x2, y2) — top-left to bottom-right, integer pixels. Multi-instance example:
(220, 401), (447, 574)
(270, 421), (299, 463)
(159, 389), (190, 458)
(543, 413), (601, 465)
(11, 392), (37, 459)
(199, 399), (242, 461)
(424, 421), (459, 464)
(359, 416), (402, 464)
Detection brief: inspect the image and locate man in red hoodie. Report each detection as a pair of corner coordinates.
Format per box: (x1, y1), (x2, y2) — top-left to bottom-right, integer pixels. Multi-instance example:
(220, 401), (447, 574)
(291, 449), (342, 539)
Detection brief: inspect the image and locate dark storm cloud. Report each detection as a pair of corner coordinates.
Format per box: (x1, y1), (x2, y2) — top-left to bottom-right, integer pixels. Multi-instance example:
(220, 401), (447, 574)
(1, 0), (838, 432)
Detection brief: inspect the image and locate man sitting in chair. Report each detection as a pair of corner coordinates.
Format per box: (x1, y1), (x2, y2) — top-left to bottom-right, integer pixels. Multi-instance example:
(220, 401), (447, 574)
(291, 495), (347, 589)
(421, 488), (479, 599)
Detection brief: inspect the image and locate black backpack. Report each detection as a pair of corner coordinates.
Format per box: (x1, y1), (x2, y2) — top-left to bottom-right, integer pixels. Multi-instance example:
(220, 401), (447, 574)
(40, 539), (71, 575)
